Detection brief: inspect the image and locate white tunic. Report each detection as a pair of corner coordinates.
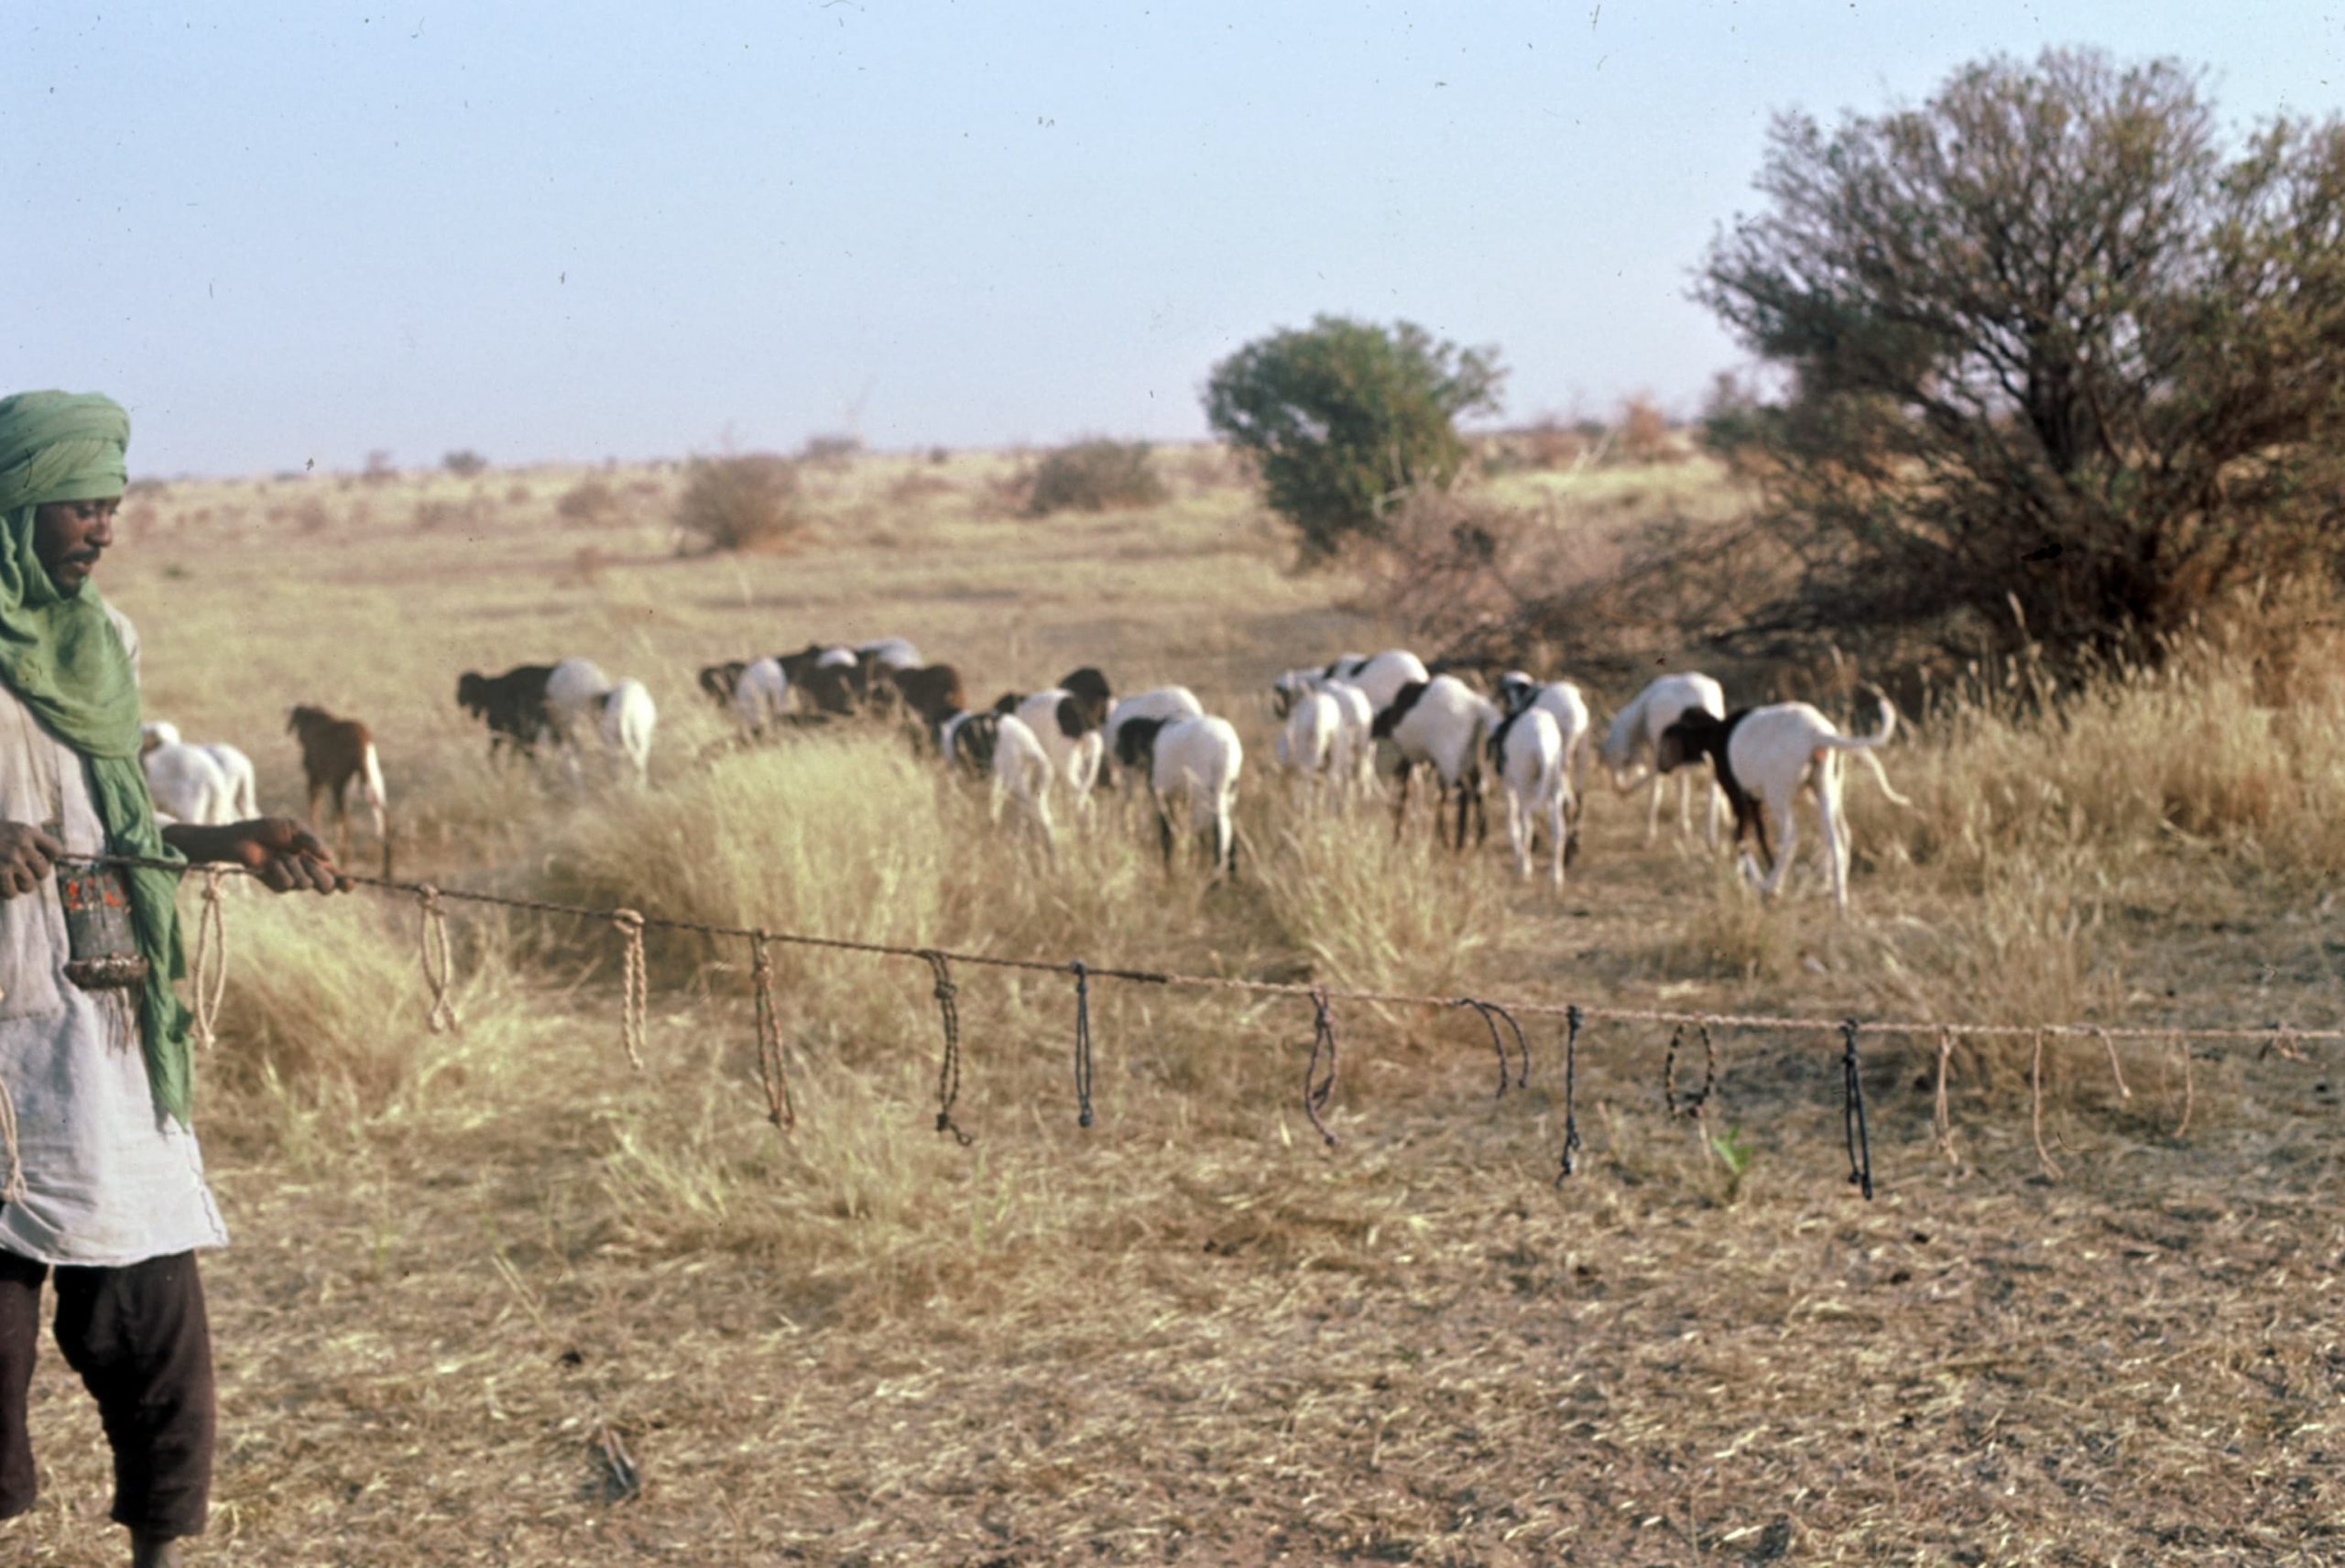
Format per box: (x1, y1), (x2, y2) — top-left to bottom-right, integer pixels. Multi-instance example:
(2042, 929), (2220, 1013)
(0, 605), (227, 1267)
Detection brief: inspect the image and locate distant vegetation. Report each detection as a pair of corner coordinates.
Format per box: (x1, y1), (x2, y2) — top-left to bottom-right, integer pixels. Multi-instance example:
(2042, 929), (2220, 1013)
(673, 452), (803, 554)
(1204, 315), (1504, 561)
(442, 449), (489, 478)
(1022, 438), (1167, 516)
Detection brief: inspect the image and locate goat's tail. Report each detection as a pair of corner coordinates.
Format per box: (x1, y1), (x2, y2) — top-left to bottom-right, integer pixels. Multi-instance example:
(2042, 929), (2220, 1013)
(1816, 693), (1914, 807)
(360, 742), (390, 830)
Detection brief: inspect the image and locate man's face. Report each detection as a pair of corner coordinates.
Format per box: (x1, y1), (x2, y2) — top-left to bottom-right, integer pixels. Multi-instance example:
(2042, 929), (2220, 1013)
(31, 497), (119, 594)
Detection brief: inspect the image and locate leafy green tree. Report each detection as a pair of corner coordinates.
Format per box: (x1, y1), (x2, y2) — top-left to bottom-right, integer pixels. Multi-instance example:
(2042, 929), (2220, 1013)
(1698, 48), (2345, 658)
(1204, 316), (1504, 559)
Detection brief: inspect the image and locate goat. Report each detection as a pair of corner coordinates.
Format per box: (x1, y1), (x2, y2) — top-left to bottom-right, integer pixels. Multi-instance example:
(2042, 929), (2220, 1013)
(939, 709), (1054, 851)
(1103, 687), (1204, 781)
(698, 660), (747, 706)
(456, 662), (557, 760)
(1116, 714), (1243, 878)
(142, 741), (236, 827)
(1272, 688), (1348, 809)
(1370, 676), (1500, 849)
(1009, 688), (1107, 822)
(886, 663), (966, 732)
(1056, 666), (1114, 731)
(1489, 706), (1568, 887)
(600, 679), (658, 788)
(287, 704), (391, 875)
(1323, 649), (1431, 716)
(1601, 671), (1729, 844)
(1495, 671), (1591, 861)
(1656, 695), (1913, 915)
(731, 657), (791, 737)
(142, 722), (259, 820)
(857, 637), (922, 671)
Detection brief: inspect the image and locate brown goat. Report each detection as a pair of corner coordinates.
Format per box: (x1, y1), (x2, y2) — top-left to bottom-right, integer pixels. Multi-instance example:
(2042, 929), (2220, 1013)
(287, 705), (392, 876)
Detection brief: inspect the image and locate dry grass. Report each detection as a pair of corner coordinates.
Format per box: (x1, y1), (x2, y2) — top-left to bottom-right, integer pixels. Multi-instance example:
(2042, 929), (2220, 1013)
(5, 446), (2340, 1564)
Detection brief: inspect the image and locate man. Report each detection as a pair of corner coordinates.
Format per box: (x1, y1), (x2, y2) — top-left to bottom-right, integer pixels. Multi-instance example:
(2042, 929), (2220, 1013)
(0, 391), (346, 1568)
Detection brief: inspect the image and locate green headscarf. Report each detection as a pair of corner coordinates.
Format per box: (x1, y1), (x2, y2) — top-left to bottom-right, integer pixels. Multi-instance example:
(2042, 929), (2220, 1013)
(0, 391), (192, 1124)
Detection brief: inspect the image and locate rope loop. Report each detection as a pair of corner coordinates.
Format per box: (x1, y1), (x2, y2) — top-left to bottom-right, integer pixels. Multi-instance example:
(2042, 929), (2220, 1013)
(1303, 987), (1340, 1148)
(1839, 1018), (1873, 1201)
(1662, 1019), (1718, 1119)
(416, 883), (461, 1034)
(2029, 1028), (2063, 1181)
(1070, 961), (1095, 1128)
(1452, 997), (1530, 1097)
(1554, 1005), (1585, 1186)
(1932, 1027), (1964, 1173)
(2260, 1024), (2307, 1063)
(749, 931), (793, 1133)
(612, 909), (648, 1072)
(922, 950), (971, 1146)
(189, 866), (230, 1052)
(2095, 1026), (2132, 1099)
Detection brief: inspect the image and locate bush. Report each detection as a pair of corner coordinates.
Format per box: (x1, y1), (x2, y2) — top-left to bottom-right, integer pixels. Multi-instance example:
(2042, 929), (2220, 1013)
(798, 433), (863, 466)
(1023, 439), (1168, 516)
(674, 454), (803, 554)
(442, 450), (489, 478)
(1204, 315), (1505, 561)
(556, 477), (620, 525)
(1699, 47), (2345, 663)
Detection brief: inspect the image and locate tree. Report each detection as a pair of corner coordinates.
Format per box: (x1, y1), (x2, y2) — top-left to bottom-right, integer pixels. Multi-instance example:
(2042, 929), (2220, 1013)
(673, 453), (803, 554)
(1698, 48), (2345, 659)
(1204, 316), (1504, 560)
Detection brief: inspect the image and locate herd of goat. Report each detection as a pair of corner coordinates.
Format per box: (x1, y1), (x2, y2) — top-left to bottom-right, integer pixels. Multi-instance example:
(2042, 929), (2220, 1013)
(136, 638), (1911, 909)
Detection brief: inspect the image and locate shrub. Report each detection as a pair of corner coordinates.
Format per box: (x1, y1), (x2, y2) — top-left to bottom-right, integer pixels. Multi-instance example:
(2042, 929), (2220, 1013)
(556, 477), (620, 525)
(1022, 439), (1168, 516)
(442, 450), (490, 478)
(798, 433), (863, 466)
(1204, 315), (1505, 561)
(674, 453), (803, 554)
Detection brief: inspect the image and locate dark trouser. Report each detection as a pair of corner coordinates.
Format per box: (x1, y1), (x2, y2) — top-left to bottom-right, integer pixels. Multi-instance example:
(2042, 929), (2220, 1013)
(0, 1248), (213, 1539)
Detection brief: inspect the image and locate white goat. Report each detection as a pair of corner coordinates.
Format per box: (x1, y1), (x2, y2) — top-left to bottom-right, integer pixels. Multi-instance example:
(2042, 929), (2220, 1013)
(1102, 686), (1205, 797)
(1370, 675), (1500, 849)
(142, 742), (237, 826)
(1272, 688), (1346, 808)
(144, 722), (258, 820)
(1490, 706), (1568, 887)
(1656, 695), (1914, 915)
(731, 657), (791, 736)
(856, 637), (922, 670)
(1496, 672), (1591, 858)
(600, 679), (658, 788)
(1601, 671), (1729, 844)
(1116, 714), (1243, 877)
(989, 713), (1058, 851)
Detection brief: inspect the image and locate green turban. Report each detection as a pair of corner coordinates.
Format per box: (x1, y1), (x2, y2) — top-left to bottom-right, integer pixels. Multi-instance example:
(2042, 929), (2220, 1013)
(0, 391), (192, 1125)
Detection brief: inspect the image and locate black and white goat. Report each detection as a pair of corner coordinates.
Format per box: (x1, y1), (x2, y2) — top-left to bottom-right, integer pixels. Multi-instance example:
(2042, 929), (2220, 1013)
(1113, 713), (1244, 877)
(1601, 671), (1729, 844)
(1655, 695), (1913, 915)
(937, 708), (1057, 851)
(1495, 671), (1590, 855)
(1316, 649), (1430, 716)
(1369, 675), (1500, 849)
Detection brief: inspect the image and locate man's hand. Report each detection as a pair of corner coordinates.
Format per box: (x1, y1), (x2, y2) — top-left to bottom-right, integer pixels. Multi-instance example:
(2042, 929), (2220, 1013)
(0, 822), (61, 898)
(162, 818), (352, 894)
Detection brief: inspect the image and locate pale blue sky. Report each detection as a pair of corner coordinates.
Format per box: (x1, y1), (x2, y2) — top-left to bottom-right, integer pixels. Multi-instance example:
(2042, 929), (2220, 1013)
(8, 2), (2340, 476)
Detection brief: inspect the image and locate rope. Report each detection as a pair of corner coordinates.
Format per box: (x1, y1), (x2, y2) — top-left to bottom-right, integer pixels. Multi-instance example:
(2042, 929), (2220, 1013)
(613, 909), (648, 1072)
(922, 950), (970, 1146)
(1663, 1019), (1718, 1119)
(62, 852), (2339, 1050)
(416, 884), (461, 1034)
(1839, 1018), (1872, 1201)
(2030, 1029), (2063, 1181)
(1932, 1028), (1964, 1173)
(2174, 1032), (2195, 1138)
(187, 866), (229, 1053)
(1554, 1005), (1585, 1185)
(1452, 997), (1530, 1097)
(2096, 1026), (2132, 1100)
(1303, 987), (1340, 1148)
(749, 931), (793, 1133)
(1070, 961), (1095, 1129)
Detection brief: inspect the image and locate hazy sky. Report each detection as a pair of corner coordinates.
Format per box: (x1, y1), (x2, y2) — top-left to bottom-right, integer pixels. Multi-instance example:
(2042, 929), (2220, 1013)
(8, 2), (2340, 476)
